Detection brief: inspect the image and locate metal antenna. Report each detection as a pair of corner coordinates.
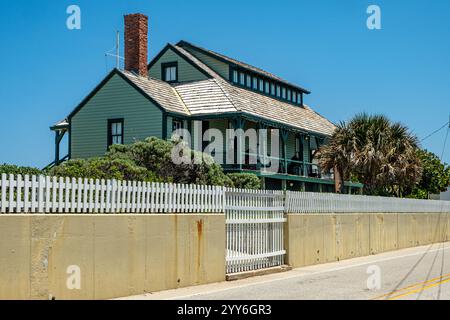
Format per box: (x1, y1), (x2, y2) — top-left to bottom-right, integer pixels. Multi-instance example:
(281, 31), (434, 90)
(105, 31), (124, 70)
(116, 31), (120, 69)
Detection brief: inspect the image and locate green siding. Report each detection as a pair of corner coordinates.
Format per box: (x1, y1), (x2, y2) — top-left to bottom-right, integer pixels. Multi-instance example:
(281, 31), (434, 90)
(71, 74), (163, 159)
(149, 48), (208, 82)
(185, 48), (230, 80)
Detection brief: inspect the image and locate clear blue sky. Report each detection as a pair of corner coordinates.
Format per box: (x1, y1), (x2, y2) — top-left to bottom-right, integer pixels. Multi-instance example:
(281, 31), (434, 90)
(0, 0), (449, 168)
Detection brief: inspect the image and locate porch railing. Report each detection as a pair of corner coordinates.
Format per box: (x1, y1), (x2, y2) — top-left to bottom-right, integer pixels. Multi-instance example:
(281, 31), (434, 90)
(240, 152), (333, 179)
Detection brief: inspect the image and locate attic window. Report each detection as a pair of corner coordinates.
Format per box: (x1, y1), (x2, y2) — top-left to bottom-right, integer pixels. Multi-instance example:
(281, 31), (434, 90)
(246, 75), (252, 88)
(239, 73), (245, 86)
(162, 62), (178, 83)
(252, 77), (258, 90)
(229, 66), (306, 107)
(232, 70), (238, 83)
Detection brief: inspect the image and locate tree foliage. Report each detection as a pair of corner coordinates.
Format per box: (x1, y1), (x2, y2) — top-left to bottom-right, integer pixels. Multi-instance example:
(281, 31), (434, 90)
(48, 158), (158, 182)
(318, 113), (423, 197)
(106, 137), (234, 186)
(408, 150), (450, 199)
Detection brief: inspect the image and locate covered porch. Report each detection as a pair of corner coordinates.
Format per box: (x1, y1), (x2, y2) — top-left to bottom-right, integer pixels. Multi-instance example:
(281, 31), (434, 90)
(192, 115), (364, 194)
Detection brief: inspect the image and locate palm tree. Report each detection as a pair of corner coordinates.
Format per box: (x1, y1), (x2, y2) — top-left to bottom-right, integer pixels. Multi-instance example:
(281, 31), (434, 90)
(318, 113), (422, 196)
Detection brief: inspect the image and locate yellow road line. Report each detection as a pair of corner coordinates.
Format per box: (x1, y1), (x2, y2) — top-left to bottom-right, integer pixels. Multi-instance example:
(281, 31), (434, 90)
(373, 272), (450, 300)
(388, 277), (450, 300)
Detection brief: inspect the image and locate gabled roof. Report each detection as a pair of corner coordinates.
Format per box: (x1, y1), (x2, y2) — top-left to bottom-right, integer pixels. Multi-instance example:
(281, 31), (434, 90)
(177, 40), (311, 95)
(64, 42), (336, 137)
(66, 68), (189, 121)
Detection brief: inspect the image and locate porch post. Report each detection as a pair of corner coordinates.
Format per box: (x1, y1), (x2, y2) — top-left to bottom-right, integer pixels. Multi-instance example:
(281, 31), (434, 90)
(280, 129), (289, 174)
(54, 130), (66, 165)
(258, 123), (269, 172)
(232, 117), (246, 171)
(54, 131), (60, 165)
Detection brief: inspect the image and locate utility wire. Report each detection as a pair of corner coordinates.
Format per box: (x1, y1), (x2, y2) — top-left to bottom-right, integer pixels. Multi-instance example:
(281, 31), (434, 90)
(441, 127), (449, 161)
(421, 121), (450, 142)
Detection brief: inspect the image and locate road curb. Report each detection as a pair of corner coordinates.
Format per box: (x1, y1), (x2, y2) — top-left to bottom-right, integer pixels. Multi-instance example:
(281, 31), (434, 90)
(226, 265), (293, 281)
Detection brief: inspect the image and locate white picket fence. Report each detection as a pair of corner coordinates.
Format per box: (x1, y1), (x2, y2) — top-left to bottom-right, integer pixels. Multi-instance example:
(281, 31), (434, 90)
(2, 173), (450, 215)
(225, 189), (286, 274)
(0, 174), (224, 214)
(286, 191), (450, 214)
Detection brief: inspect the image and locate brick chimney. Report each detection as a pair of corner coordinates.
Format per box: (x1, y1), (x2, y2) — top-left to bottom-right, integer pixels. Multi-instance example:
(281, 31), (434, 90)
(124, 13), (148, 77)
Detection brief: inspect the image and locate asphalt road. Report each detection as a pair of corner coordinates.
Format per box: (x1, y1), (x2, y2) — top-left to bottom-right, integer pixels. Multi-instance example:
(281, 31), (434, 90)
(121, 242), (450, 300)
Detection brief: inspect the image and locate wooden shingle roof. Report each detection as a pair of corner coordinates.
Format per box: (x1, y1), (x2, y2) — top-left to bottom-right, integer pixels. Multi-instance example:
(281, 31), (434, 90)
(116, 43), (336, 137)
(120, 70), (190, 116)
(173, 45), (336, 136)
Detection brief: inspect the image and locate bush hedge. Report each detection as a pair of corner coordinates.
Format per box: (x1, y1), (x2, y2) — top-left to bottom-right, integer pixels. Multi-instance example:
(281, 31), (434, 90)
(227, 173), (261, 190)
(0, 164), (43, 176)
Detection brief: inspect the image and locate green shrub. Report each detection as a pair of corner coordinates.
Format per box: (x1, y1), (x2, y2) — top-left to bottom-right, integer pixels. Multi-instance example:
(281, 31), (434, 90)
(0, 164), (43, 176)
(107, 137), (233, 186)
(227, 173), (261, 190)
(48, 158), (160, 182)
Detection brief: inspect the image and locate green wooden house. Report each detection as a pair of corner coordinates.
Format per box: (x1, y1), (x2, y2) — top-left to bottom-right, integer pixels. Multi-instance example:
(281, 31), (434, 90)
(51, 13), (362, 193)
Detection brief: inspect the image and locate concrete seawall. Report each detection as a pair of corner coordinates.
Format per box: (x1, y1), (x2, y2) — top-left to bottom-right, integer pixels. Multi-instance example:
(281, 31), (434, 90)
(285, 213), (450, 268)
(1, 212), (449, 299)
(0, 214), (226, 300)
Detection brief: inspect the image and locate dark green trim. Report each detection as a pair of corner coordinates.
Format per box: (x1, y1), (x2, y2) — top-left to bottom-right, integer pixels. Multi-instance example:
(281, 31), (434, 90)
(50, 124), (69, 131)
(177, 40), (311, 95)
(235, 169), (364, 188)
(107, 118), (124, 149)
(164, 112), (330, 140)
(229, 65), (308, 106)
(162, 113), (168, 140)
(68, 118), (72, 160)
(147, 43), (212, 79)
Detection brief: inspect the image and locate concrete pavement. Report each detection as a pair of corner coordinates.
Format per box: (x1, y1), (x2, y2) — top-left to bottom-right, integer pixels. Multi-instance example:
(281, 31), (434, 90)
(120, 242), (450, 300)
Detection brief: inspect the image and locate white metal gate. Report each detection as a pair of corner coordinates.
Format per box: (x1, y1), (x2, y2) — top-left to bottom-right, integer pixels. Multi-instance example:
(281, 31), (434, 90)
(225, 189), (286, 274)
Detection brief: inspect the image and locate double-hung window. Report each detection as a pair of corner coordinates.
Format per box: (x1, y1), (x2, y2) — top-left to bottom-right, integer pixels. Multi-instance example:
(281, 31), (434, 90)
(162, 62), (178, 83)
(239, 73), (245, 86)
(298, 93), (303, 106)
(172, 119), (184, 132)
(232, 70), (238, 83)
(259, 79), (264, 92)
(108, 119), (124, 147)
(253, 77), (258, 90)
